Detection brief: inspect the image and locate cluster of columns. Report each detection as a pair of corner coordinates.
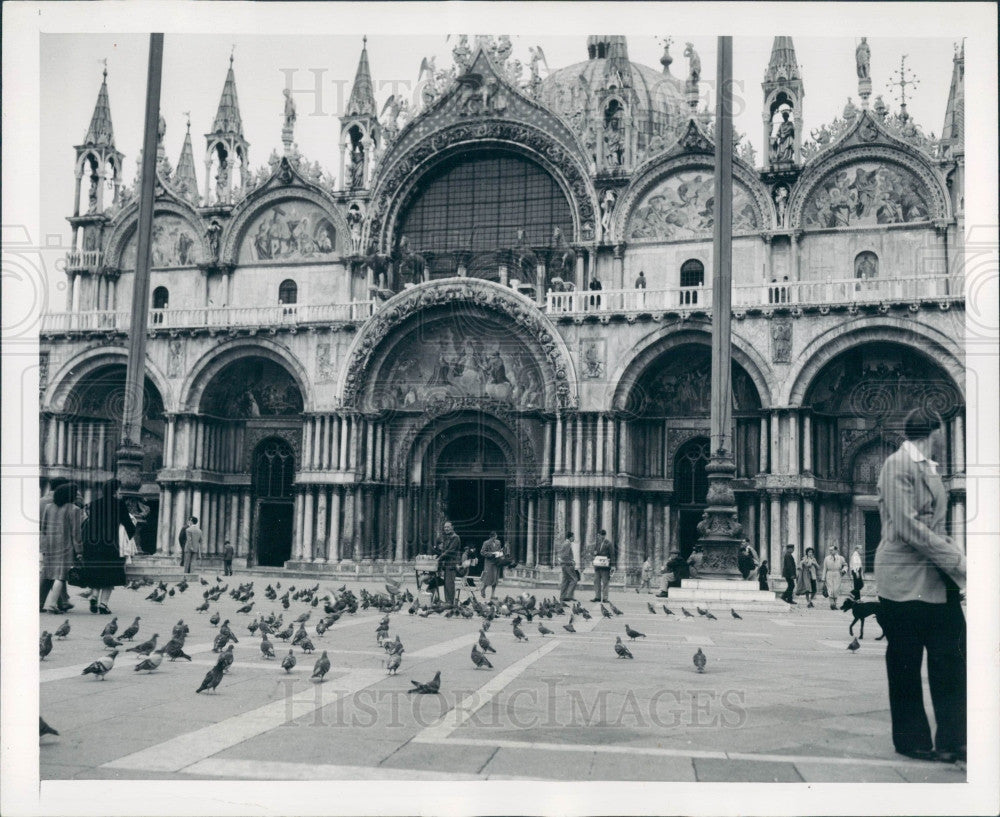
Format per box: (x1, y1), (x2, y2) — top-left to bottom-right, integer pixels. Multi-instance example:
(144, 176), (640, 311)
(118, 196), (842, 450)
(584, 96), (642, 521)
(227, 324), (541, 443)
(63, 272), (119, 313)
(155, 482), (253, 559)
(42, 415), (114, 473)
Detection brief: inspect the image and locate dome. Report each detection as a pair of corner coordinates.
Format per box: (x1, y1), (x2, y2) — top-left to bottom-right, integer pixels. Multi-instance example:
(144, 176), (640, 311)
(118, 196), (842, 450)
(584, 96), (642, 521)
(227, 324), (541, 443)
(539, 36), (687, 154)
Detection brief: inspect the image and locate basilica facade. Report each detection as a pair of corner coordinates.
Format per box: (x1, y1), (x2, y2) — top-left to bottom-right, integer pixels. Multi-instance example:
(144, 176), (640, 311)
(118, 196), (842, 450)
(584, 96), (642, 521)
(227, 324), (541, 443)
(39, 35), (966, 582)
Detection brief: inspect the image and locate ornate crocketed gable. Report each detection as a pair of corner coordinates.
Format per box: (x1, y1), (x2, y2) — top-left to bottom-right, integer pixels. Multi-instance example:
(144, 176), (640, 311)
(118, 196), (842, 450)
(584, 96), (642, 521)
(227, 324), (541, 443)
(366, 48), (598, 250)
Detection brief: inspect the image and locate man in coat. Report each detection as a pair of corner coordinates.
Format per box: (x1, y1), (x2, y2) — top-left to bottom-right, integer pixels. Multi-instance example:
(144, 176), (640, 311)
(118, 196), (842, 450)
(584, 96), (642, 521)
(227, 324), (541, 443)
(849, 545), (865, 600)
(435, 521), (462, 606)
(876, 408), (966, 763)
(781, 544), (797, 604)
(557, 532), (578, 602)
(183, 516), (202, 574)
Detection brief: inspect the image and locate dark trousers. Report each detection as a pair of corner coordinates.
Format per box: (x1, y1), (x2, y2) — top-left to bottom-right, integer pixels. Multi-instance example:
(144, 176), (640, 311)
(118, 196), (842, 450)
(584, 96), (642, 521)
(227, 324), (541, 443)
(782, 576), (795, 601)
(852, 574), (864, 600)
(878, 595), (966, 754)
(224, 560), (233, 576)
(593, 567), (611, 601)
(560, 564), (578, 600)
(183, 550), (196, 573)
(442, 565), (456, 605)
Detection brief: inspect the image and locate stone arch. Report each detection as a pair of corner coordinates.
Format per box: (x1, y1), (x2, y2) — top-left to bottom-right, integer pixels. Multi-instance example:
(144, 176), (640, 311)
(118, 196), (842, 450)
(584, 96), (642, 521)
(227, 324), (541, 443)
(788, 144), (950, 229)
(103, 198), (209, 271)
(180, 337), (313, 413)
(614, 154), (774, 244)
(44, 346), (173, 414)
(783, 318), (965, 406)
(843, 428), (903, 486)
(608, 321), (774, 412)
(220, 184), (348, 265)
(336, 278), (578, 411)
(367, 123), (598, 251)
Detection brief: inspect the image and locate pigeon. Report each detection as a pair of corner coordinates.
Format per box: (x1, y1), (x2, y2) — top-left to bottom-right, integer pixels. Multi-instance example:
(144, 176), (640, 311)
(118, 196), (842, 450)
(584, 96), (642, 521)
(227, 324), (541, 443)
(647, 603), (657, 614)
(697, 607), (708, 617)
(384, 635), (404, 656)
(478, 630), (496, 654)
(176, 579), (189, 592)
(408, 670), (441, 694)
(625, 624), (646, 641)
(538, 623), (553, 637)
(219, 620), (238, 643)
(212, 631), (231, 653)
(134, 653), (163, 673)
(82, 650), (118, 680)
(293, 625), (310, 646)
(196, 664), (224, 694)
(693, 648), (707, 673)
(172, 620), (190, 639)
(614, 636), (634, 659)
(54, 619), (71, 639)
(731, 609), (743, 620)
(847, 638), (860, 653)
(682, 607), (694, 618)
(195, 600), (210, 613)
(200, 577), (209, 586)
(471, 644), (493, 670)
(209, 611), (220, 627)
(100, 618), (119, 638)
(261, 635), (275, 659)
(295, 611), (311, 624)
(600, 604), (613, 619)
(315, 619), (328, 637)
(168, 588), (175, 597)
(705, 611), (717, 621)
(102, 635), (123, 649)
(216, 645), (235, 673)
(127, 634), (158, 655)
(158, 639), (192, 662)
(663, 605), (674, 615)
(120, 617), (141, 640)
(311, 651), (331, 682)
(299, 637), (315, 654)
(276, 625), (294, 641)
(562, 616), (576, 634)
(236, 601), (254, 614)
(385, 652), (402, 675)
(39, 631), (53, 660)
(609, 602), (623, 616)
(281, 649), (297, 673)
(39, 716), (59, 737)
(512, 623), (528, 642)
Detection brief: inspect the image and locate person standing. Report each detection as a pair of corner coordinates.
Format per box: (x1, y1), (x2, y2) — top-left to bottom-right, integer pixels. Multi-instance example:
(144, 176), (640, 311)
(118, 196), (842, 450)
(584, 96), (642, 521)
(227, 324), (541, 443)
(687, 544), (705, 578)
(435, 520), (462, 606)
(223, 539), (235, 576)
(849, 545), (865, 600)
(822, 545), (848, 609)
(81, 479), (133, 614)
(638, 558), (653, 594)
(757, 559), (770, 591)
(177, 518), (190, 564)
(590, 529), (614, 603)
(876, 408), (966, 763)
(738, 539), (760, 580)
(781, 544), (797, 604)
(40, 477), (73, 612)
(479, 531), (504, 601)
(41, 483), (83, 614)
(183, 516), (202, 574)
(588, 276), (603, 310)
(557, 532), (578, 602)
(798, 547), (820, 608)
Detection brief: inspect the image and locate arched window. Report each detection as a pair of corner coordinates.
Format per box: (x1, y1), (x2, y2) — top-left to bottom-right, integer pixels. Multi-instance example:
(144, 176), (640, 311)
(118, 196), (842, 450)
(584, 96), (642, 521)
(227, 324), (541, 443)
(253, 439), (296, 499)
(151, 286), (169, 324)
(278, 279), (298, 305)
(855, 251), (878, 279)
(679, 259), (705, 305)
(674, 438), (710, 505)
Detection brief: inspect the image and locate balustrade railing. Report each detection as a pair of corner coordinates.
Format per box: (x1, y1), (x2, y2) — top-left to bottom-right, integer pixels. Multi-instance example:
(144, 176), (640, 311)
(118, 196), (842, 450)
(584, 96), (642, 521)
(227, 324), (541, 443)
(64, 250), (102, 271)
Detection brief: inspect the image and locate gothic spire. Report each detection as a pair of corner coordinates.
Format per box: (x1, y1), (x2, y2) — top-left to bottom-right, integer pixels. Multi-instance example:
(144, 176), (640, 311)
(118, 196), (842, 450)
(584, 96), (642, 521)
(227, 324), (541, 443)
(83, 64), (116, 147)
(941, 41), (964, 150)
(174, 115), (200, 204)
(763, 36), (801, 86)
(211, 53), (244, 137)
(587, 35), (632, 88)
(346, 36), (377, 117)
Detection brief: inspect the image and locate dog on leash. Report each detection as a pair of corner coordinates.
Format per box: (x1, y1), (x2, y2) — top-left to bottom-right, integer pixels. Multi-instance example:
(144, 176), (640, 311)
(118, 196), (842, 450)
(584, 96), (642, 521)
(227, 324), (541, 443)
(840, 598), (885, 640)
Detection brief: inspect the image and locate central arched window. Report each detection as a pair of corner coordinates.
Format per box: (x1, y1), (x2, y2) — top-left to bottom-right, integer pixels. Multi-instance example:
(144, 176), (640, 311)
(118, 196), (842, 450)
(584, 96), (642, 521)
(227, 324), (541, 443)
(396, 150), (574, 261)
(253, 439), (295, 499)
(680, 259), (705, 305)
(674, 438), (710, 505)
(151, 286), (169, 324)
(278, 279), (298, 305)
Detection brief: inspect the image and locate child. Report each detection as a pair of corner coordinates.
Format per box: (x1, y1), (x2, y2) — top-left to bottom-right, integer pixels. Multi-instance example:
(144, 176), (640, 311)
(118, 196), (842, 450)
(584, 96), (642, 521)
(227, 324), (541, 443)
(223, 539), (234, 576)
(638, 558), (653, 593)
(757, 559), (769, 591)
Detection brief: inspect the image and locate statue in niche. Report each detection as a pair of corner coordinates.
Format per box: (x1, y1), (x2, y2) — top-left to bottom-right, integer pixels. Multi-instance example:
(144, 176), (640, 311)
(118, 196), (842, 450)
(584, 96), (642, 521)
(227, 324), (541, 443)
(206, 219), (222, 263)
(346, 205), (363, 256)
(771, 319), (792, 363)
(603, 104), (625, 166)
(88, 174), (99, 213)
(772, 184), (789, 223)
(856, 37), (871, 80)
(215, 159), (229, 204)
(600, 189), (616, 234)
(350, 144), (364, 189)
(769, 108), (795, 164)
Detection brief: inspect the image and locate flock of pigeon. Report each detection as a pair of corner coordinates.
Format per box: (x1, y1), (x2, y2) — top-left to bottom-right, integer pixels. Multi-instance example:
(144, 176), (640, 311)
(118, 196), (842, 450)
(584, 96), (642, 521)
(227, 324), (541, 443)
(43, 572), (863, 739)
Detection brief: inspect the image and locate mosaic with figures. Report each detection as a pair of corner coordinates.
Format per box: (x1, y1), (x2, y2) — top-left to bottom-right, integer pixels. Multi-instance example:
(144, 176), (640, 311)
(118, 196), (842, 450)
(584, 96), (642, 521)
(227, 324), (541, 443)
(239, 201), (337, 263)
(802, 162), (931, 228)
(122, 214), (201, 268)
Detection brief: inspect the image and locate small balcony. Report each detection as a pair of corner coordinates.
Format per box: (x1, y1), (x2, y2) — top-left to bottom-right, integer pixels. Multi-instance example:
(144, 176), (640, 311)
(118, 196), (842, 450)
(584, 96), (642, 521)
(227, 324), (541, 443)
(64, 250), (103, 272)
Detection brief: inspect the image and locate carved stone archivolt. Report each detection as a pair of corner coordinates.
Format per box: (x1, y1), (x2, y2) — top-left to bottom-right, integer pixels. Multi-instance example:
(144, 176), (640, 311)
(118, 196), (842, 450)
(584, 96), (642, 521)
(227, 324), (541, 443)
(242, 425), (303, 473)
(339, 279), (578, 411)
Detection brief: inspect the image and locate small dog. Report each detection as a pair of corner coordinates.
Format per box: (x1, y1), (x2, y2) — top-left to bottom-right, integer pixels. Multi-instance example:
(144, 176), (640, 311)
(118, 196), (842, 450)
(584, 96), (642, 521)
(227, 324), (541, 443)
(840, 597), (885, 640)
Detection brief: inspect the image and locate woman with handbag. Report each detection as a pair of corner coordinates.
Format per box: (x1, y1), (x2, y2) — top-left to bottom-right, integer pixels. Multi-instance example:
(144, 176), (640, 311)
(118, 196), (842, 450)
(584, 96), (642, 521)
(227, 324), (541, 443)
(81, 479), (134, 614)
(41, 483), (83, 614)
(822, 545), (848, 610)
(798, 547), (820, 608)
(480, 532), (505, 600)
(591, 529), (615, 604)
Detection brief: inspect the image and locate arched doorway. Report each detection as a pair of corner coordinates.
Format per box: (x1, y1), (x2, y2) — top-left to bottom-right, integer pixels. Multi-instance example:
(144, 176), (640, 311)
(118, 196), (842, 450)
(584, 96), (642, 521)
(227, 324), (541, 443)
(674, 437), (710, 559)
(252, 438), (296, 567)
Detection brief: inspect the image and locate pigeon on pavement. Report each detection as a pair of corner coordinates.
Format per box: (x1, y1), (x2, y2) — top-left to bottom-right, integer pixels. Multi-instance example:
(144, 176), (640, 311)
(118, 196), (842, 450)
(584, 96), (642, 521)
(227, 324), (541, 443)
(471, 644), (493, 670)
(386, 652), (402, 675)
(212, 631), (231, 653)
(705, 611), (717, 620)
(219, 620), (238, 643)
(731, 609), (742, 620)
(848, 638), (860, 653)
(127, 634), (158, 655)
(120, 617), (141, 641)
(195, 600), (210, 613)
(158, 639), (192, 662)
(663, 605), (674, 615)
(82, 650), (118, 680)
(102, 635), (123, 649)
(196, 664), (224, 694)
(693, 648), (707, 673)
(39, 632), (53, 660)
(172, 620), (190, 639)
(299, 637), (315, 654)
(625, 624), (646, 641)
(54, 620), (71, 639)
(277, 625), (294, 641)
(216, 645), (235, 673)
(647, 603), (657, 614)
(261, 635), (275, 659)
(512, 623), (528, 642)
(563, 615), (576, 633)
(100, 618), (118, 638)
(209, 611), (220, 627)
(311, 651), (331, 682)
(609, 602), (623, 616)
(682, 607), (694, 618)
(134, 653), (163, 673)
(281, 649), (296, 673)
(614, 636), (633, 659)
(236, 601), (254, 614)
(538, 622), (553, 636)
(600, 604), (613, 619)
(408, 671), (441, 694)
(478, 629), (496, 654)
(696, 607), (708, 617)
(40, 716), (59, 737)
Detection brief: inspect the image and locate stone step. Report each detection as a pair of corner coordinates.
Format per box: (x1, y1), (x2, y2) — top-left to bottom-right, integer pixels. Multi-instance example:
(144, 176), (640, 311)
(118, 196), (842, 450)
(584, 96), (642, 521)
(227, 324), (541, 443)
(682, 579), (773, 591)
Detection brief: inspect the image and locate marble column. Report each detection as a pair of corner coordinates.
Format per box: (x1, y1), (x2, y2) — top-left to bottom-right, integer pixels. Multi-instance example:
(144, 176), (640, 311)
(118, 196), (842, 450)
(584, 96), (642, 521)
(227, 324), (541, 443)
(366, 420), (375, 479)
(155, 486), (171, 553)
(953, 414), (965, 473)
(788, 411), (799, 475)
(802, 413), (813, 473)
(770, 412), (780, 478)
(172, 488), (188, 557)
(770, 493), (782, 569)
(952, 497), (966, 552)
(535, 263), (546, 307)
(554, 415), (563, 472)
(758, 494), (768, 561)
(302, 489), (315, 561)
(596, 415), (605, 474)
(553, 492), (567, 550)
(574, 415), (583, 473)
(585, 491), (598, 560)
(616, 495), (629, 569)
(788, 495), (801, 555)
(759, 416), (769, 473)
(329, 488), (342, 562)
(240, 491), (252, 559)
(526, 496), (536, 567)
(343, 487), (356, 560)
(228, 492), (239, 556)
(395, 490), (406, 561)
(542, 420), (553, 478)
(291, 489), (304, 560)
(339, 416), (349, 471)
(802, 493), (815, 553)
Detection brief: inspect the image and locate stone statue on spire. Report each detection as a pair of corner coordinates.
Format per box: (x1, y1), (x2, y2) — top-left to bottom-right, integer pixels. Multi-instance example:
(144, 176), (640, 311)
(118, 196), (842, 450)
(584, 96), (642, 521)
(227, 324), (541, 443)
(855, 38), (871, 79)
(684, 42), (701, 82)
(282, 88), (297, 154)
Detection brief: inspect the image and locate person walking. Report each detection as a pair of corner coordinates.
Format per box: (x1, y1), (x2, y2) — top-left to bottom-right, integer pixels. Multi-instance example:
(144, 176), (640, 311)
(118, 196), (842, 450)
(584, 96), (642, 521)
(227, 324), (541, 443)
(479, 531), (504, 601)
(849, 545), (865, 600)
(798, 547), (820, 607)
(80, 479), (133, 615)
(590, 529), (615, 603)
(757, 558), (770, 591)
(557, 532), (579, 602)
(822, 544), (848, 609)
(223, 539), (235, 576)
(182, 516), (202, 574)
(40, 477), (73, 612)
(177, 518), (190, 564)
(638, 558), (653, 594)
(781, 544), (797, 604)
(876, 407), (966, 763)
(41, 483), (83, 614)
(435, 520), (462, 606)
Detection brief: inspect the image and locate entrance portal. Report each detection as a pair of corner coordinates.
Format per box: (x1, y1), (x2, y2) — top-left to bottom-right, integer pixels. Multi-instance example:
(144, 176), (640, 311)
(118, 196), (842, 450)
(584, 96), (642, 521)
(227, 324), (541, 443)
(447, 479), (505, 572)
(251, 438), (296, 567)
(257, 503), (294, 567)
(863, 510), (881, 573)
